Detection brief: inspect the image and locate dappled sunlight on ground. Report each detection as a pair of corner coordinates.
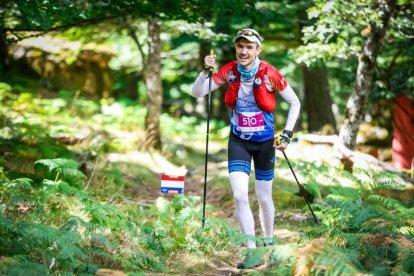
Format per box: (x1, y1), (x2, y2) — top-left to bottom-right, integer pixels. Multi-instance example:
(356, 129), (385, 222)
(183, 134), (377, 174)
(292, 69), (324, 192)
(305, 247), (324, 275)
(107, 150), (188, 176)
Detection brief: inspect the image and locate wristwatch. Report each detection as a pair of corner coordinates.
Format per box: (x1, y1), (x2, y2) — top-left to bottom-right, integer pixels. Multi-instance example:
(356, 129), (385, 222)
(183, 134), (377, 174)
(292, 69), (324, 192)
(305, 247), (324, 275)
(283, 130), (293, 138)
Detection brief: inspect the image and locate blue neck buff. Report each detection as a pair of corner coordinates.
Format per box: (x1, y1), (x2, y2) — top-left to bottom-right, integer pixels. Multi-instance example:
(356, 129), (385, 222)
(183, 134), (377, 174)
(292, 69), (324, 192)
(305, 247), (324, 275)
(238, 57), (260, 81)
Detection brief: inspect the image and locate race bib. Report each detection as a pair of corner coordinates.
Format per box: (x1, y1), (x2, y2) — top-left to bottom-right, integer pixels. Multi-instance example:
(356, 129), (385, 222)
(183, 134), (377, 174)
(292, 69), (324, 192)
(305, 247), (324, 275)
(237, 111), (265, 132)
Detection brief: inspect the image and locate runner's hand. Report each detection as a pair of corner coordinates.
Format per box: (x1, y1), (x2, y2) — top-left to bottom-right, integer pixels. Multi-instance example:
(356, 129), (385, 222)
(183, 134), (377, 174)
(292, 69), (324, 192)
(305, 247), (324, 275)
(274, 135), (288, 151)
(204, 55), (216, 71)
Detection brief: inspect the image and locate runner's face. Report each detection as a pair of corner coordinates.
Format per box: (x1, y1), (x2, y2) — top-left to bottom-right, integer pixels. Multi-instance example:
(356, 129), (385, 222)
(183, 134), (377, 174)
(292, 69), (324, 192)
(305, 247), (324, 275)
(235, 38), (262, 69)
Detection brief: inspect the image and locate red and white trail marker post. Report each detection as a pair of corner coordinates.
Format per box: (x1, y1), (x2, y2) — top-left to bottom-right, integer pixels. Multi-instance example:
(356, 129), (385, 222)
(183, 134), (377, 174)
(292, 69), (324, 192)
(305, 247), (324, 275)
(160, 174), (185, 194)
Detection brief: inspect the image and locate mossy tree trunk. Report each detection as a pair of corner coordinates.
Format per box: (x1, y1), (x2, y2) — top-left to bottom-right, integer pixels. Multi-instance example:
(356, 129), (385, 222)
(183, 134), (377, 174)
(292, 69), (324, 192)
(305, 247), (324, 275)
(339, 0), (396, 148)
(144, 17), (162, 150)
(0, 1), (8, 74)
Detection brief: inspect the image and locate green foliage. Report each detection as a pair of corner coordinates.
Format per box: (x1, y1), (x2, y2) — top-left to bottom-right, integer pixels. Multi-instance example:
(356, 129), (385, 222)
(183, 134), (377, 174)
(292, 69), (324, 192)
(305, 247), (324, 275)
(263, 160), (414, 275)
(34, 158), (86, 188)
(306, 167), (413, 274)
(0, 157), (241, 274)
(294, 0), (414, 100)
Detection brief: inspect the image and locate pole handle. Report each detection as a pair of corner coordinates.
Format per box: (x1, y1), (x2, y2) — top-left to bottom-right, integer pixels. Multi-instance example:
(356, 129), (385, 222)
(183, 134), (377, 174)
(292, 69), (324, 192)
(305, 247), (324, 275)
(275, 135), (281, 145)
(207, 50), (214, 73)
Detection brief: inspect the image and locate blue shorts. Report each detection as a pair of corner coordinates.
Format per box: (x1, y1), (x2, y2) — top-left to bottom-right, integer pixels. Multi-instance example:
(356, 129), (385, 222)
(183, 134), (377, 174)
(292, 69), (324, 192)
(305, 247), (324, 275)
(228, 132), (275, 180)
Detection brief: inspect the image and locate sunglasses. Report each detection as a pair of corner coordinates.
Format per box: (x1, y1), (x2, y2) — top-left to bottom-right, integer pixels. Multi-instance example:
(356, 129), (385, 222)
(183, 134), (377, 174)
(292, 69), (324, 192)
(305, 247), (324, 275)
(237, 29), (262, 41)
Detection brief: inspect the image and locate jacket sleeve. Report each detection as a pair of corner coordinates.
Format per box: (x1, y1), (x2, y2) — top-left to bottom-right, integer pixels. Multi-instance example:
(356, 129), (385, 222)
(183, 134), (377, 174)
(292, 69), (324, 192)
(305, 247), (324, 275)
(280, 84), (301, 131)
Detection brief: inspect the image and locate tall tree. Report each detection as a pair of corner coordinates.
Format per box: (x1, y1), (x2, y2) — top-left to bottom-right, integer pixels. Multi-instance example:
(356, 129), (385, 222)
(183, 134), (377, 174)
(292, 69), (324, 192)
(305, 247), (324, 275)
(303, 64), (337, 132)
(254, 1), (337, 132)
(0, 0), (9, 73)
(1, 0), (216, 150)
(296, 0), (413, 148)
(144, 18), (162, 150)
(339, 0), (396, 148)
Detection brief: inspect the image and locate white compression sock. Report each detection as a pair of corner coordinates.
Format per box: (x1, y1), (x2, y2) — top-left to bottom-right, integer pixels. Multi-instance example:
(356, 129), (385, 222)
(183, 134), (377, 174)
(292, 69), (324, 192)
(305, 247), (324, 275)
(255, 179), (275, 240)
(229, 171), (256, 248)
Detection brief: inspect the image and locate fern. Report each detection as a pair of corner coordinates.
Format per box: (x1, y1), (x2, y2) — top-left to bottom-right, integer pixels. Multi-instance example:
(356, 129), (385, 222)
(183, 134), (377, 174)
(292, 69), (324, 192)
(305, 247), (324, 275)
(0, 166), (10, 183)
(330, 229), (365, 247)
(348, 205), (380, 230)
(369, 171), (406, 190)
(34, 158), (86, 188)
(313, 245), (364, 275)
(0, 255), (50, 276)
(367, 194), (406, 212)
(60, 216), (97, 232)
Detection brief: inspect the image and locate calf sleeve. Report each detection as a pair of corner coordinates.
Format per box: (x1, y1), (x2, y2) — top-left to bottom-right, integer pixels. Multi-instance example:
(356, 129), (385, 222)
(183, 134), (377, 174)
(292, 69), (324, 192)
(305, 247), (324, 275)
(229, 171), (256, 248)
(255, 179), (275, 239)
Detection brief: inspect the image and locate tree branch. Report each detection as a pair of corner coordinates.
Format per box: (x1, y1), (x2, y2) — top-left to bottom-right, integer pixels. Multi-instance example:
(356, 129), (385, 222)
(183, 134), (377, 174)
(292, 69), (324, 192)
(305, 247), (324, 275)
(125, 22), (147, 70)
(3, 14), (127, 44)
(385, 49), (402, 89)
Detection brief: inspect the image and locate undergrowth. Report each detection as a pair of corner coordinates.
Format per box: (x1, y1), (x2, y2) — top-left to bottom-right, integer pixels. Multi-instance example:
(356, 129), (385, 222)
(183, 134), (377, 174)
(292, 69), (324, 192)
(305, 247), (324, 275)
(0, 158), (240, 275)
(264, 161), (414, 275)
(1, 81), (414, 275)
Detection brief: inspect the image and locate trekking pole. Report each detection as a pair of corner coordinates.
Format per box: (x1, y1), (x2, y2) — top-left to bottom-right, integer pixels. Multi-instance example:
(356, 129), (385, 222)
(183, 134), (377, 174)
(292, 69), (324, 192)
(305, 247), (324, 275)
(202, 50), (214, 229)
(276, 137), (320, 225)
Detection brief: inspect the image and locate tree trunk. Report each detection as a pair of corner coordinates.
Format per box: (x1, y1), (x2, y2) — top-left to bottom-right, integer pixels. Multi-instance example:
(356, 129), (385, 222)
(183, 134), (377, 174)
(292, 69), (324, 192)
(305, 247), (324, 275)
(213, 13), (232, 123)
(303, 65), (336, 132)
(144, 18), (162, 150)
(339, 0), (396, 148)
(0, 3), (8, 74)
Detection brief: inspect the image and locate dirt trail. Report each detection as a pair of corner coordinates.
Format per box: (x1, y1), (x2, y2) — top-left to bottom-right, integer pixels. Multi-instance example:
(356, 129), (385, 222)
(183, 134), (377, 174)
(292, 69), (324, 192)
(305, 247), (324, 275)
(98, 151), (305, 275)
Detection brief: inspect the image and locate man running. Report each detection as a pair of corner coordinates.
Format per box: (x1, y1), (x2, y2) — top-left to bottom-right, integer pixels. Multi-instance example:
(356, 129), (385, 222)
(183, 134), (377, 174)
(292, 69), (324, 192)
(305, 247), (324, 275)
(191, 28), (300, 268)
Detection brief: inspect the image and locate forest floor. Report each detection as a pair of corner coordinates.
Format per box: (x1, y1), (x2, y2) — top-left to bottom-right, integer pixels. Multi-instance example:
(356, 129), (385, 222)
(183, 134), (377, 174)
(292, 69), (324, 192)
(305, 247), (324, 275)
(80, 140), (316, 275)
(87, 134), (414, 275)
(2, 82), (413, 275)
(85, 139), (364, 275)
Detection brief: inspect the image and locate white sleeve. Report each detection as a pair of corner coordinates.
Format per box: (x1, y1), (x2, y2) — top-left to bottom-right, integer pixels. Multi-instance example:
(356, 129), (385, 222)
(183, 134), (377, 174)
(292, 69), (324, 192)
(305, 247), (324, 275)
(279, 84), (301, 131)
(191, 71), (220, 97)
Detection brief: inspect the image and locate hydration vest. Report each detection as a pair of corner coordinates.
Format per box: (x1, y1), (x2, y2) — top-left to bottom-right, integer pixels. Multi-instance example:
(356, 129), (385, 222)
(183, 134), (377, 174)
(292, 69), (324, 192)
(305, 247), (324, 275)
(224, 61), (276, 112)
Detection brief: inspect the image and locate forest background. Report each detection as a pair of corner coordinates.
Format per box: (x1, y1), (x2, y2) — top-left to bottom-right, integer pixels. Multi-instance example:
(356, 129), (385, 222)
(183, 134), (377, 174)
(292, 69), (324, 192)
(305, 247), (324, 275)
(1, 0), (414, 275)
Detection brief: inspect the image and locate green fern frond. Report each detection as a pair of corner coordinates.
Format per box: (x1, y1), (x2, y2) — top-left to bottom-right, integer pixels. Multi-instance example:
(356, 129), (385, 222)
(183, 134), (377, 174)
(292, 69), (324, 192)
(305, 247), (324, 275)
(400, 250), (414, 273)
(348, 205), (380, 230)
(60, 216), (97, 232)
(35, 158), (78, 172)
(23, 223), (61, 245)
(40, 180), (91, 205)
(84, 246), (120, 266)
(86, 232), (116, 250)
(314, 245), (363, 275)
(370, 172), (406, 190)
(0, 255), (49, 275)
(367, 195), (405, 211)
(74, 263), (99, 275)
(326, 194), (359, 208)
(331, 230), (366, 247)
(0, 167), (10, 184)
(59, 167), (86, 180)
(334, 167), (363, 186)
(34, 158), (86, 187)
(0, 215), (18, 236)
(305, 224), (330, 239)
(3, 178), (34, 191)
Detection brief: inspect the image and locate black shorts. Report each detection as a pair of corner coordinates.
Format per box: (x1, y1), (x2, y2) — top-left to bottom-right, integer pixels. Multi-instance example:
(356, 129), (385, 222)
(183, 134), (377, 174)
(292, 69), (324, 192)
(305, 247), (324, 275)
(228, 132), (275, 180)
